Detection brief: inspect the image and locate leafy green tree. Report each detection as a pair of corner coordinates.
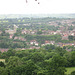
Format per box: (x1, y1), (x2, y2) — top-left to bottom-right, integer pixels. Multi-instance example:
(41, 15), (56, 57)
(37, 70), (47, 75)
(55, 47), (67, 56)
(6, 49), (16, 57)
(6, 56), (22, 68)
(71, 71), (75, 75)
(44, 44), (55, 50)
(48, 55), (66, 75)
(45, 52), (57, 59)
(9, 60), (37, 75)
(71, 51), (75, 66)
(0, 62), (5, 67)
(15, 50), (30, 58)
(0, 67), (8, 75)
(31, 52), (44, 63)
(64, 51), (75, 67)
(64, 52), (72, 67)
(68, 25), (74, 30)
(37, 30), (42, 34)
(68, 35), (73, 41)
(1, 52), (7, 59)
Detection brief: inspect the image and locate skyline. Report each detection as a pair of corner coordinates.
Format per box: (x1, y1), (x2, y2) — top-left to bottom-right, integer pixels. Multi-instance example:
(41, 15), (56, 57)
(0, 0), (75, 14)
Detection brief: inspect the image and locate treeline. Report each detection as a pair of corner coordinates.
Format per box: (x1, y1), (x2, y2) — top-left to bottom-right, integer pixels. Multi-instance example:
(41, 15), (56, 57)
(0, 45), (75, 75)
(24, 34), (61, 44)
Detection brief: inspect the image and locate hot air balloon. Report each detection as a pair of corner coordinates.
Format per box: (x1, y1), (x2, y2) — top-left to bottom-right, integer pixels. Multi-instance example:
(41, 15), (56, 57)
(26, 0), (40, 4)
(26, 0), (28, 3)
(38, 2), (40, 4)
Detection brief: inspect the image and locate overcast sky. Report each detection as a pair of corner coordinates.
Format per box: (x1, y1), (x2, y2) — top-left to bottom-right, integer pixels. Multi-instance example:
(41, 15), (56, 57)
(0, 0), (75, 14)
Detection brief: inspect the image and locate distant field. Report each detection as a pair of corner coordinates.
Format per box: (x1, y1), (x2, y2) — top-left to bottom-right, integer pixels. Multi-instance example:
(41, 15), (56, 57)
(65, 67), (75, 75)
(0, 59), (5, 62)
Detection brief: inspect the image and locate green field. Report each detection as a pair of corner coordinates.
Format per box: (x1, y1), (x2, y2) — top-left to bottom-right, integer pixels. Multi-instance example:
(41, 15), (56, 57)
(65, 67), (75, 75)
(0, 59), (5, 62)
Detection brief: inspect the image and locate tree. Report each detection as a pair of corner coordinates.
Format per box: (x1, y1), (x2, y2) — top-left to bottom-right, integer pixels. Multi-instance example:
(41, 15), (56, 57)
(37, 30), (42, 34)
(6, 56), (22, 68)
(68, 25), (74, 30)
(68, 35), (73, 41)
(71, 71), (75, 75)
(6, 49), (16, 57)
(9, 60), (37, 75)
(44, 44), (55, 50)
(48, 55), (66, 75)
(0, 62), (5, 67)
(55, 47), (66, 56)
(64, 51), (75, 67)
(71, 51), (75, 66)
(31, 52), (44, 63)
(45, 52), (57, 59)
(0, 67), (8, 75)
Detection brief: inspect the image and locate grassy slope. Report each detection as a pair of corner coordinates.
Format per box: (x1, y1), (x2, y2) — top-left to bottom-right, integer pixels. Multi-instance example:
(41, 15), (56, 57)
(0, 59), (5, 62)
(65, 67), (75, 75)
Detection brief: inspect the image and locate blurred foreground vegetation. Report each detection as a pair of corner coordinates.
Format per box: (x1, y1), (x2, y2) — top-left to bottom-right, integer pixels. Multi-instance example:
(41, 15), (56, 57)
(0, 45), (75, 75)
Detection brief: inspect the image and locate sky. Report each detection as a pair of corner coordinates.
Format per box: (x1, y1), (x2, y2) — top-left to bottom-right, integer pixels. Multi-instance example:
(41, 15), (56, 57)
(0, 0), (75, 14)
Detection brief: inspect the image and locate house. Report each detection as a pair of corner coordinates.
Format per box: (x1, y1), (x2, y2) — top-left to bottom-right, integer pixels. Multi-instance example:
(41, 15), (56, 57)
(9, 34), (14, 39)
(56, 42), (63, 47)
(53, 32), (57, 35)
(50, 41), (55, 45)
(63, 43), (74, 46)
(22, 30), (27, 34)
(14, 36), (18, 40)
(0, 31), (2, 34)
(0, 48), (8, 52)
(71, 33), (74, 36)
(58, 26), (65, 31)
(45, 40), (50, 45)
(29, 46), (40, 49)
(14, 36), (26, 41)
(51, 31), (54, 34)
(18, 37), (26, 41)
(5, 29), (15, 34)
(72, 29), (75, 36)
(31, 31), (35, 34)
(5, 25), (17, 34)
(62, 33), (69, 40)
(22, 30), (31, 34)
(56, 30), (61, 34)
(41, 44), (45, 46)
(30, 40), (39, 46)
(35, 42), (39, 46)
(30, 40), (36, 45)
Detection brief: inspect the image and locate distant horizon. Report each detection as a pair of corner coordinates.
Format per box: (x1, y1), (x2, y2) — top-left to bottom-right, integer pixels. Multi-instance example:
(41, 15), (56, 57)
(0, 14), (75, 19)
(0, 13), (75, 15)
(0, 0), (75, 14)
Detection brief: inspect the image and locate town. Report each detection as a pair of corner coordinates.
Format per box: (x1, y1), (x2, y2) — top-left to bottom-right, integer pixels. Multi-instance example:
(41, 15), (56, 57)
(0, 17), (75, 52)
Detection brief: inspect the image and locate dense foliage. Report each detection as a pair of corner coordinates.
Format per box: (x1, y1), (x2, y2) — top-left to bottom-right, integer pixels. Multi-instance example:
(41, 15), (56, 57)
(0, 45), (75, 75)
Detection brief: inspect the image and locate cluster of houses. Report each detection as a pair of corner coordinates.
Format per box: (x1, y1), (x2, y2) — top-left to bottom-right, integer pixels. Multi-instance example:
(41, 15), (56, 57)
(49, 19), (75, 26)
(14, 36), (26, 41)
(21, 28), (75, 40)
(1, 19), (75, 52)
(5, 25), (18, 34)
(0, 40), (75, 52)
(22, 29), (37, 35)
